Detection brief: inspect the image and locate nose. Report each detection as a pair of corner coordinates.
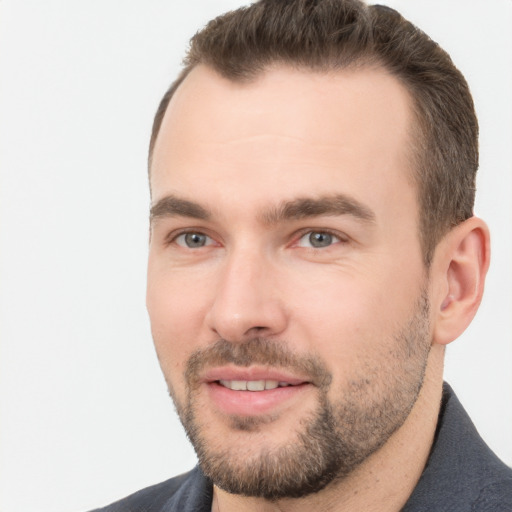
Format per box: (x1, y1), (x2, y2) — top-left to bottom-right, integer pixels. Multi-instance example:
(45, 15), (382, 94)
(205, 248), (288, 342)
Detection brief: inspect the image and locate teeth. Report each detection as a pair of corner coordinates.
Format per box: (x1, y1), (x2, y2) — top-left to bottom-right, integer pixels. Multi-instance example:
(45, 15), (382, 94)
(218, 379), (282, 391)
(231, 380), (247, 391)
(247, 380), (265, 391)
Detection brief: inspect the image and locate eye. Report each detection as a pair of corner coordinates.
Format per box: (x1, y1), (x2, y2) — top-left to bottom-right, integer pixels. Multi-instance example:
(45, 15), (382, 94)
(175, 232), (214, 248)
(297, 231), (342, 248)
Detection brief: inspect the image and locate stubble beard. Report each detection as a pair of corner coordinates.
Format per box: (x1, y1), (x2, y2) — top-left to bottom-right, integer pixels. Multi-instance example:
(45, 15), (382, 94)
(165, 293), (431, 501)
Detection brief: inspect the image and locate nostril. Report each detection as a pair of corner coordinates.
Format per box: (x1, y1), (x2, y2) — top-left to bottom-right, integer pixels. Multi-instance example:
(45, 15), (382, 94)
(242, 325), (269, 338)
(250, 326), (267, 333)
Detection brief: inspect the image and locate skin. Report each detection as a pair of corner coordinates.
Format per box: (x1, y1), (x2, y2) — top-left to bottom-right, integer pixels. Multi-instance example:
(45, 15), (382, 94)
(147, 65), (490, 512)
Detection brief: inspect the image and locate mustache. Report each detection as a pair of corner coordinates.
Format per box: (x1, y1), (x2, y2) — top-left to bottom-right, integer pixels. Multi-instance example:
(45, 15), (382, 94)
(185, 338), (332, 389)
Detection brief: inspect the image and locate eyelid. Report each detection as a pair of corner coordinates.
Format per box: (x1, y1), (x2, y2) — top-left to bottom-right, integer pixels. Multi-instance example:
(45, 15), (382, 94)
(293, 228), (349, 248)
(161, 226), (349, 248)
(164, 228), (219, 247)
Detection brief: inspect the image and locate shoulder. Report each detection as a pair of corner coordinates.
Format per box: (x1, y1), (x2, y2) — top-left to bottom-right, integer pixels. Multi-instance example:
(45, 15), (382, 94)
(89, 466), (212, 512)
(470, 479), (512, 512)
(403, 383), (512, 511)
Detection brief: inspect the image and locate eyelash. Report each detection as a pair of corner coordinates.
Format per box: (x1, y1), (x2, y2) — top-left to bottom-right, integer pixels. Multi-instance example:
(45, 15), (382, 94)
(165, 228), (348, 250)
(164, 229), (216, 247)
(293, 228), (348, 249)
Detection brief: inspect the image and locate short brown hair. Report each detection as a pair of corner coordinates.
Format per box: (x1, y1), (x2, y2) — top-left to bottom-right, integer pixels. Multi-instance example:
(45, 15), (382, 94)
(149, 0), (478, 265)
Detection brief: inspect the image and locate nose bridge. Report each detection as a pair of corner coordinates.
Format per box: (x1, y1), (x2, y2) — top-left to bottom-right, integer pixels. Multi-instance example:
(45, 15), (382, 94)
(206, 242), (286, 341)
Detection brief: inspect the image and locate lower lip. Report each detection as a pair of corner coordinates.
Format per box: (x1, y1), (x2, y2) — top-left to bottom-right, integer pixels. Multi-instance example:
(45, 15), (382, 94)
(206, 382), (311, 416)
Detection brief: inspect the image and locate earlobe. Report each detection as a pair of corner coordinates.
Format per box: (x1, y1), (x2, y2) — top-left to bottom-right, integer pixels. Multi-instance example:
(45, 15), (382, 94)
(432, 216), (490, 346)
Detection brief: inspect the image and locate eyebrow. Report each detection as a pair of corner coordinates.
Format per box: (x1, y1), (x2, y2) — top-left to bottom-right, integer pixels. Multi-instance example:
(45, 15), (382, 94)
(150, 195), (210, 222)
(149, 193), (376, 225)
(261, 195), (376, 225)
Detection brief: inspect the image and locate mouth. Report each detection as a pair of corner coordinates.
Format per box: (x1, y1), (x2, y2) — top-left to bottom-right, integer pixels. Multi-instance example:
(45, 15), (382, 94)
(201, 367), (313, 417)
(217, 379), (298, 391)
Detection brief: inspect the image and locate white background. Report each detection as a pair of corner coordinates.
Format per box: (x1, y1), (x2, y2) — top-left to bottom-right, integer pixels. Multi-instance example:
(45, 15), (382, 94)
(1, 1), (511, 511)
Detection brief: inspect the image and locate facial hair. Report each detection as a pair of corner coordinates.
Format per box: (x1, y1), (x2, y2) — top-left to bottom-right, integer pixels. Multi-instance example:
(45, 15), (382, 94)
(166, 292), (431, 500)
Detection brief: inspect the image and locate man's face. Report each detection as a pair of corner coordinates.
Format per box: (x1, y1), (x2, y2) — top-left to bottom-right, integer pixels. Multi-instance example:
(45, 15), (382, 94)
(147, 65), (432, 498)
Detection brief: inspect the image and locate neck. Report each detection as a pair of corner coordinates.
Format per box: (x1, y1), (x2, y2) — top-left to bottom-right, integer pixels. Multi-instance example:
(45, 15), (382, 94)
(212, 345), (445, 512)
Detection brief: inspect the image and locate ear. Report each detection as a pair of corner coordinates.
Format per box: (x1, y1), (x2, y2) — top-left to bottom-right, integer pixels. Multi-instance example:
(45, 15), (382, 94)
(431, 216), (490, 346)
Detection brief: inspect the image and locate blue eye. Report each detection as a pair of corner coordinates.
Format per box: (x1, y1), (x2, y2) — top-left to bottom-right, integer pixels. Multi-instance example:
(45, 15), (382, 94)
(175, 232), (213, 248)
(298, 231), (340, 248)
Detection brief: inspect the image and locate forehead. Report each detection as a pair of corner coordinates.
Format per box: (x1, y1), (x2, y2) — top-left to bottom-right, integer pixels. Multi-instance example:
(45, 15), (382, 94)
(150, 64), (417, 221)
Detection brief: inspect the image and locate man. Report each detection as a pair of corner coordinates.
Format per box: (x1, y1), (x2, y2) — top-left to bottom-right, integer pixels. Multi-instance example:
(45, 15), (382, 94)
(94, 0), (512, 510)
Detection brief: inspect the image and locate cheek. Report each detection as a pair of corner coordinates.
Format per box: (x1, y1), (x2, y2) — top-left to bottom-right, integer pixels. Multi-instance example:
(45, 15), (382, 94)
(147, 249), (212, 327)
(146, 263), (208, 381)
(287, 264), (422, 372)
(295, 285), (384, 361)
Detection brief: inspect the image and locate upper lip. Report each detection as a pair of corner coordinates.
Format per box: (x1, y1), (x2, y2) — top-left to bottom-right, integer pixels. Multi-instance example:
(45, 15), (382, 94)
(201, 366), (311, 386)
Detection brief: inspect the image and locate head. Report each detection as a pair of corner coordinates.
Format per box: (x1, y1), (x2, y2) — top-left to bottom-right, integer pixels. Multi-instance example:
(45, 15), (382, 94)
(146, 0), (489, 502)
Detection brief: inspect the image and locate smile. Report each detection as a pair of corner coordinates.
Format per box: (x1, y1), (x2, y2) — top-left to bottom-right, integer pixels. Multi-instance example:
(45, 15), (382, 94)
(203, 372), (311, 417)
(218, 380), (295, 391)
